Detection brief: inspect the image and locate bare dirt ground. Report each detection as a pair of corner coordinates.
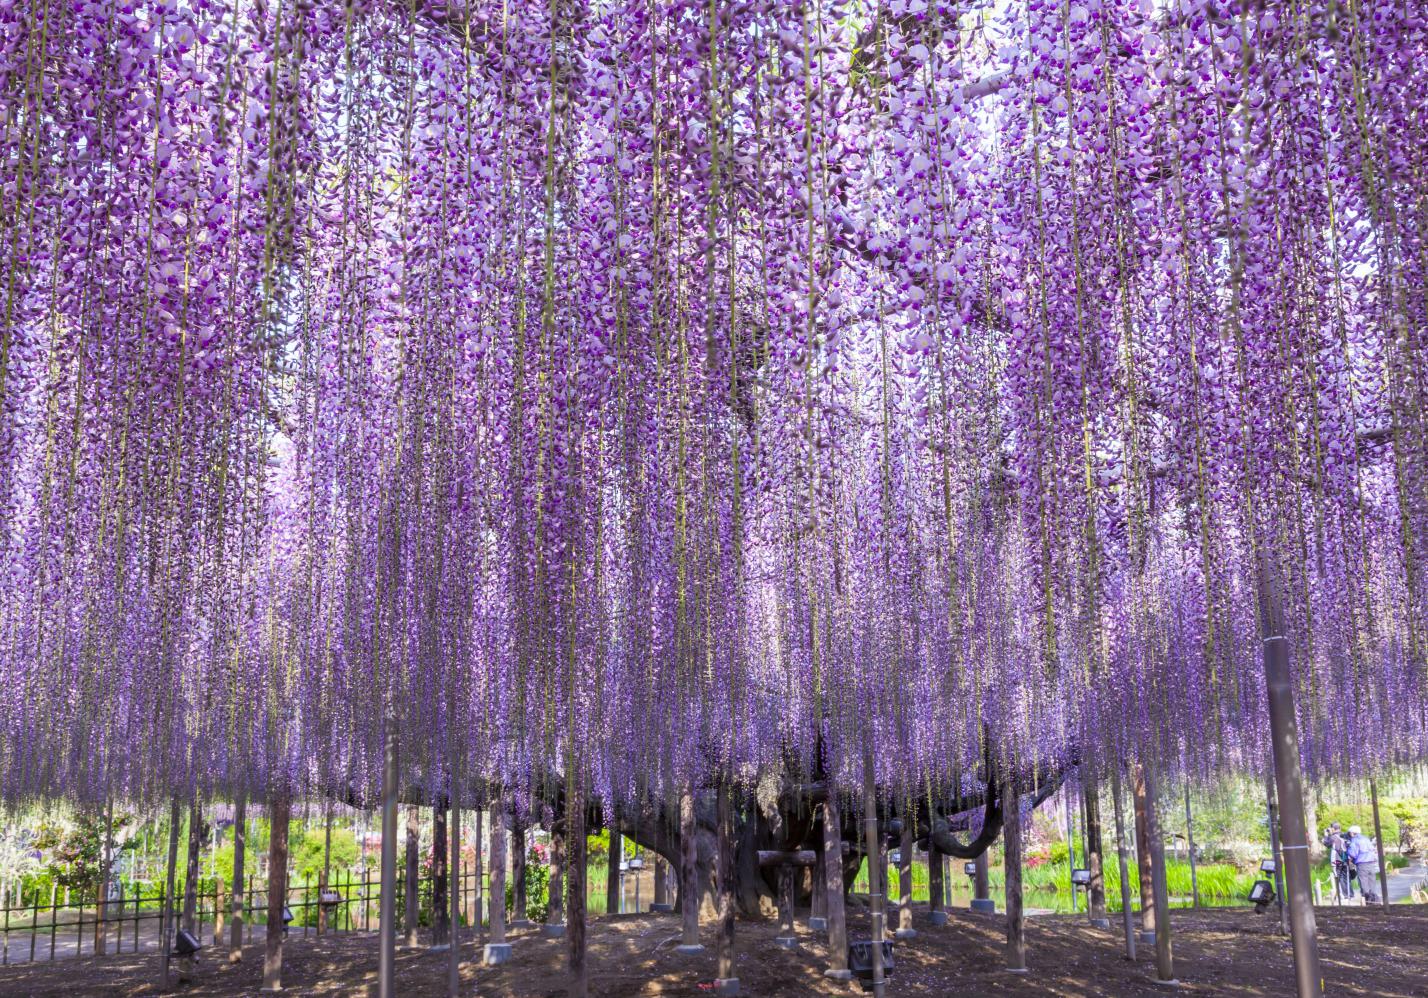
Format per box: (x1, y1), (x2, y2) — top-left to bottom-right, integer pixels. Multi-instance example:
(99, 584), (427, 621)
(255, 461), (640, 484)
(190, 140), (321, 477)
(1, 905), (1424, 997)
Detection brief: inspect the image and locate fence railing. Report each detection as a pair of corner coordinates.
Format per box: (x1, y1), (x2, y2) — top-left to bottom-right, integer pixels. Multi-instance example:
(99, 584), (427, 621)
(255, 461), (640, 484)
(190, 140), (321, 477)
(0, 868), (487, 966)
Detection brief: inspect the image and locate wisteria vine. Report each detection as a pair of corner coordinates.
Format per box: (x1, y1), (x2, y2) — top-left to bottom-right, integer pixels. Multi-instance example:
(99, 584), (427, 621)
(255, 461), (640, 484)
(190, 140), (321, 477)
(0, 0), (1425, 814)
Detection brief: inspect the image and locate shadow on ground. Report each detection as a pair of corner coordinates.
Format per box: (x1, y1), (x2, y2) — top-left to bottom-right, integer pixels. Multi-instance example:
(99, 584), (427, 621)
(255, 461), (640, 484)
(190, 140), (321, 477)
(0, 905), (1425, 996)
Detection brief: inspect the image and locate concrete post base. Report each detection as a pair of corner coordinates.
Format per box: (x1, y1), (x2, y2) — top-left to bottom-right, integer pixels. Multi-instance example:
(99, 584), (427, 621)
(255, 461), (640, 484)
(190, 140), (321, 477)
(428, 942), (451, 952)
(483, 943), (513, 966)
(543, 923), (566, 938)
(1138, 930), (1156, 946)
(713, 978), (740, 996)
(807, 916), (828, 932)
(970, 898), (996, 914)
(929, 911), (949, 926)
(894, 927), (918, 939)
(1089, 917), (1111, 929)
(774, 935), (799, 950)
(649, 903), (674, 913)
(509, 919), (534, 929)
(675, 943), (705, 955)
(824, 969), (853, 982)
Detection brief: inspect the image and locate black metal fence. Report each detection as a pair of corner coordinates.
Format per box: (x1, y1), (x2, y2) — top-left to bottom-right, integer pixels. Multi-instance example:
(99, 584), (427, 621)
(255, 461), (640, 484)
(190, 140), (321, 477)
(0, 867), (487, 966)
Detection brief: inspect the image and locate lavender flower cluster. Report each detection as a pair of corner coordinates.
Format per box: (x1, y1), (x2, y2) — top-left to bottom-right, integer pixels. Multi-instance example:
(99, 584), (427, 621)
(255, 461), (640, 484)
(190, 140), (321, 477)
(0, 0), (1424, 811)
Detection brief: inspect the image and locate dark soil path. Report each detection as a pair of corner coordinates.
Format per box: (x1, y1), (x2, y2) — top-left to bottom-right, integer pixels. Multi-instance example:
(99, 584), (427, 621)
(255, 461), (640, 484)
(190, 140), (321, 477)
(0, 905), (1423, 997)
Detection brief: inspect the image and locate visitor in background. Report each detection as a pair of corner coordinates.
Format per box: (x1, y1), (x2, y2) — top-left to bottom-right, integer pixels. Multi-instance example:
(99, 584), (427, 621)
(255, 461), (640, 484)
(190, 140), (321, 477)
(1346, 826), (1381, 904)
(1323, 822), (1352, 900)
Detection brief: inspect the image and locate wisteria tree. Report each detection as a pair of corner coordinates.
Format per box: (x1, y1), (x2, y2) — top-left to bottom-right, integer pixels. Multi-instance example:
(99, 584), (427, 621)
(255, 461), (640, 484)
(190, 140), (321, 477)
(1, 0), (1425, 994)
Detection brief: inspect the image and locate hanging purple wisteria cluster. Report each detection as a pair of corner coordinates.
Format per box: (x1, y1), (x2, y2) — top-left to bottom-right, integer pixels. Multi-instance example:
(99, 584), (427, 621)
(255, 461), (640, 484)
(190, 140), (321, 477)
(0, 0), (1425, 811)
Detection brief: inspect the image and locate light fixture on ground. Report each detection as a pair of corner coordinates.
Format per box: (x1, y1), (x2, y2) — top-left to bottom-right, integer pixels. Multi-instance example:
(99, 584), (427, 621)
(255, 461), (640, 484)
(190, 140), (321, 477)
(1249, 880), (1276, 914)
(174, 929), (203, 957)
(848, 940), (895, 986)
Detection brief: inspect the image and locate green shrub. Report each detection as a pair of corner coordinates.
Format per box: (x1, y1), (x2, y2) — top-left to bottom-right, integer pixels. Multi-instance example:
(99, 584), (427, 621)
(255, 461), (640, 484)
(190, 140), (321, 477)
(1316, 803), (1378, 836)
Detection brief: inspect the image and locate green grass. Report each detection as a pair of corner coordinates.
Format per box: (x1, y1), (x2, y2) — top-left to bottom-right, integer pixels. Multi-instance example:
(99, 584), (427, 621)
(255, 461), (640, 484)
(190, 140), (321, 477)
(850, 856), (1260, 912)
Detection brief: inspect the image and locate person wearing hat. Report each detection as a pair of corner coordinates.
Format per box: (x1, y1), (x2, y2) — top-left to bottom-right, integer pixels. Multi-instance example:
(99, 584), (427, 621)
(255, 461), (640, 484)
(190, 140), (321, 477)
(1322, 822), (1352, 900)
(1346, 825), (1381, 904)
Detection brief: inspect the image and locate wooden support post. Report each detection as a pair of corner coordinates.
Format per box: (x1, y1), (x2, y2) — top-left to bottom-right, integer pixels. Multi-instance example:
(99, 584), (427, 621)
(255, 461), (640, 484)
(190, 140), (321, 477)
(1266, 773), (1288, 934)
(678, 785), (702, 951)
(605, 815), (620, 916)
(928, 834), (945, 923)
(511, 818), (528, 925)
(1142, 760), (1175, 983)
(1184, 781), (1199, 909)
(775, 864), (796, 948)
(1370, 779), (1389, 910)
(546, 807), (566, 935)
(95, 799), (113, 956)
(1110, 763), (1136, 960)
(486, 794), (508, 955)
(215, 877), (226, 946)
(811, 841), (828, 929)
(262, 793), (291, 993)
(566, 777), (588, 998)
(1004, 776), (1026, 973)
(474, 809), (484, 939)
(1132, 764), (1156, 944)
(822, 794), (850, 980)
(896, 809), (915, 938)
(1065, 785), (1079, 915)
(159, 799), (180, 990)
(653, 853), (668, 909)
(378, 730), (398, 998)
(319, 809), (332, 935)
(715, 782), (738, 995)
(404, 805), (420, 948)
(862, 747), (886, 998)
(1260, 568), (1323, 997)
(1085, 765), (1108, 927)
(973, 849), (992, 911)
(433, 800), (450, 947)
(180, 797), (202, 977)
(448, 793), (462, 998)
(230, 794), (246, 963)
